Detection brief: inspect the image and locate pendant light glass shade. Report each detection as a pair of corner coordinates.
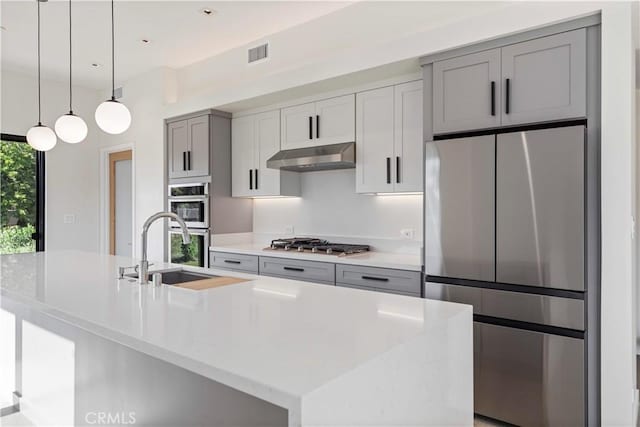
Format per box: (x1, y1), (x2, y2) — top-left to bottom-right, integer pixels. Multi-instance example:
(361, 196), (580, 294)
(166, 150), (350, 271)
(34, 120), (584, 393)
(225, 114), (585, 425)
(56, 0), (87, 144)
(27, 0), (57, 152)
(95, 99), (131, 134)
(95, 0), (131, 134)
(55, 113), (88, 143)
(27, 124), (57, 151)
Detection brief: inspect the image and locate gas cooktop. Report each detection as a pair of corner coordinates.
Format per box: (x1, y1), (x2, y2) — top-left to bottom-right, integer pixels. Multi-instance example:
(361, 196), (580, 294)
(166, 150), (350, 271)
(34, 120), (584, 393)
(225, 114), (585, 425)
(265, 237), (370, 256)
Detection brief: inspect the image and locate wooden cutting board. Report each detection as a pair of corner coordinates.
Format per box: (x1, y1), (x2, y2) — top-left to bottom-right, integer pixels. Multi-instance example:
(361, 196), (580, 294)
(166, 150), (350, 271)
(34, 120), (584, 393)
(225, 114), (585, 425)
(176, 276), (249, 291)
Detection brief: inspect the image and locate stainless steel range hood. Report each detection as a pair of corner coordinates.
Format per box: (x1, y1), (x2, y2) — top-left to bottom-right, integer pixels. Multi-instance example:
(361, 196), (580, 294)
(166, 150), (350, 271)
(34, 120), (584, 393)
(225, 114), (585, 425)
(266, 142), (355, 172)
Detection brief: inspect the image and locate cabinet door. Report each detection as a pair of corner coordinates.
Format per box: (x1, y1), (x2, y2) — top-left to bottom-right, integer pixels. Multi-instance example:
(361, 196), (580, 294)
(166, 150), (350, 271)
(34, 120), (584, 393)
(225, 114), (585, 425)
(254, 110), (281, 197)
(186, 115), (210, 177)
(314, 94), (355, 146)
(501, 29), (586, 126)
(433, 49), (501, 134)
(280, 102), (316, 149)
(496, 126), (585, 291)
(168, 120), (189, 179)
(355, 86), (395, 194)
(394, 80), (423, 192)
(424, 135), (495, 281)
(231, 115), (255, 197)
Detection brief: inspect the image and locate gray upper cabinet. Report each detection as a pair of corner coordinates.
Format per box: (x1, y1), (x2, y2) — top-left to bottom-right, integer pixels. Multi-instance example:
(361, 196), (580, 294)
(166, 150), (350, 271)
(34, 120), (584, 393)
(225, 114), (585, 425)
(168, 120), (189, 179)
(168, 115), (210, 179)
(431, 29), (586, 134)
(187, 116), (210, 177)
(433, 49), (501, 134)
(501, 29), (586, 126)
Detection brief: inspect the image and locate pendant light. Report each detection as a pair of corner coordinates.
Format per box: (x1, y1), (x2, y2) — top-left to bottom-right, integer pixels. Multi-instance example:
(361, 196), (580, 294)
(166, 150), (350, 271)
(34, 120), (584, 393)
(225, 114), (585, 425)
(55, 0), (88, 144)
(95, 0), (131, 134)
(27, 0), (57, 152)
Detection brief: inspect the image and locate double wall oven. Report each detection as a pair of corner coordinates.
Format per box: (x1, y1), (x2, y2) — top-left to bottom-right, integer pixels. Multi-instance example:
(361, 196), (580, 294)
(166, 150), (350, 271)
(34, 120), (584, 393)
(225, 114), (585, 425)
(168, 182), (209, 267)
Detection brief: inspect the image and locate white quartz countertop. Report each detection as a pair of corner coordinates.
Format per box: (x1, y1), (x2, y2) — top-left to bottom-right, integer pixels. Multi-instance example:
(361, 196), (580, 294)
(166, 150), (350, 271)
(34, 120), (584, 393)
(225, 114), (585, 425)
(0, 251), (469, 419)
(209, 243), (423, 271)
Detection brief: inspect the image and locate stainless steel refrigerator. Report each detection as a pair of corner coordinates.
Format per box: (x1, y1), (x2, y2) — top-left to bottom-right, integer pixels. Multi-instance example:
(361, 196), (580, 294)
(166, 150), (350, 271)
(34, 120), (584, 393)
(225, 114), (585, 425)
(424, 124), (596, 426)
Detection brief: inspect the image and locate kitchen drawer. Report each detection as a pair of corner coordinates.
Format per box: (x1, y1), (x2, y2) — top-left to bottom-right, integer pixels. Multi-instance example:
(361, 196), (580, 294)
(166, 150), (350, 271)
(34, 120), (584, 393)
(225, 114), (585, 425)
(335, 265), (421, 295)
(259, 257), (335, 285)
(209, 251), (259, 274)
(337, 282), (420, 298)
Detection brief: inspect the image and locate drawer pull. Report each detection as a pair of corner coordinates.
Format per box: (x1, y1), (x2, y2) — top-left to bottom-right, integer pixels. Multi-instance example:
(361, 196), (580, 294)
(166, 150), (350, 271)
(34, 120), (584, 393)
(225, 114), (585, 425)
(224, 260), (241, 264)
(362, 275), (389, 282)
(283, 266), (305, 272)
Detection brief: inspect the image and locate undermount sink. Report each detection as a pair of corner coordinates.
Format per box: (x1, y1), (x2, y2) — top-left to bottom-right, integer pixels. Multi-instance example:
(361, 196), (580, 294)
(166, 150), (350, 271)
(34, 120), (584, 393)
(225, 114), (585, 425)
(126, 269), (220, 285)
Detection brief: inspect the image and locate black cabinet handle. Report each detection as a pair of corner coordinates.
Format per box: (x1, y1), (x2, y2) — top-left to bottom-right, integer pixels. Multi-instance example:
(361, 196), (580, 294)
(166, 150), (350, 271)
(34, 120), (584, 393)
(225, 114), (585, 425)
(316, 115), (320, 139)
(224, 260), (241, 264)
(490, 81), (496, 116)
(505, 78), (510, 114)
(187, 151), (192, 170)
(396, 156), (400, 184)
(309, 116), (313, 139)
(386, 157), (391, 184)
(254, 169), (259, 190)
(249, 169), (253, 190)
(182, 152), (186, 171)
(283, 266), (304, 272)
(362, 275), (389, 282)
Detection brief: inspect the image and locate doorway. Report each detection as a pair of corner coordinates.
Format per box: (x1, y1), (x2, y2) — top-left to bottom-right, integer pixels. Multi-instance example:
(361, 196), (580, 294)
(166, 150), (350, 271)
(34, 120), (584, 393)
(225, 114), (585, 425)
(109, 150), (132, 257)
(0, 134), (45, 254)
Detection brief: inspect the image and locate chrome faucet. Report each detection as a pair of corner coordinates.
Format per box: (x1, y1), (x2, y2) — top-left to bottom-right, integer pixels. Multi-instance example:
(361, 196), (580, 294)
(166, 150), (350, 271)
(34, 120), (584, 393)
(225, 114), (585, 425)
(139, 212), (190, 284)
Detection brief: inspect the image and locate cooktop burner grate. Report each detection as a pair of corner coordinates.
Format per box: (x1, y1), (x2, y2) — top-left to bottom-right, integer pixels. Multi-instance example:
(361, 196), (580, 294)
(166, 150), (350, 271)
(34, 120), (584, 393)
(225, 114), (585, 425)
(268, 237), (370, 256)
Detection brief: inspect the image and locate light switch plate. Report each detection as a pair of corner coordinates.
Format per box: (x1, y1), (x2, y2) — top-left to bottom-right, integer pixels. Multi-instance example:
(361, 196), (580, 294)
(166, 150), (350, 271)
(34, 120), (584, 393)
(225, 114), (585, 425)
(63, 214), (75, 224)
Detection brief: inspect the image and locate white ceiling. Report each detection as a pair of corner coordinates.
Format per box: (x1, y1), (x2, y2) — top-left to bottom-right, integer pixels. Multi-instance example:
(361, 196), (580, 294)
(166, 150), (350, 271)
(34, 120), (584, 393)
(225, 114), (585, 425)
(0, 0), (352, 89)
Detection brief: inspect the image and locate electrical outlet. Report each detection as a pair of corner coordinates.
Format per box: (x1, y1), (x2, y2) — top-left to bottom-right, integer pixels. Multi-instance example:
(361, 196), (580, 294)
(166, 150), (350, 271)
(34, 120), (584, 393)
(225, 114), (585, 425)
(400, 228), (414, 239)
(284, 225), (294, 235)
(63, 214), (75, 224)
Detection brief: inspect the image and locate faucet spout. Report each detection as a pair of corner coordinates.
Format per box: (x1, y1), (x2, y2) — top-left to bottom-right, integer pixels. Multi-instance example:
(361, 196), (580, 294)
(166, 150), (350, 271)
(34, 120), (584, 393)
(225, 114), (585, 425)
(139, 211), (190, 284)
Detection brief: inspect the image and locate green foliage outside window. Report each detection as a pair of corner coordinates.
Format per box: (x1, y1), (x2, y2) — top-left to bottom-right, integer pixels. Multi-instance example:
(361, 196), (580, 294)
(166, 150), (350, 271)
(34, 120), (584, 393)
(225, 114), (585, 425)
(1, 141), (37, 254)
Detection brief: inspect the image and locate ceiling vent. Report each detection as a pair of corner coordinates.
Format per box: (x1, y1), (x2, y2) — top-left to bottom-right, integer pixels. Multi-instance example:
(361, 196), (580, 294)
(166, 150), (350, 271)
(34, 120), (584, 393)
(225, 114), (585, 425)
(248, 43), (268, 64)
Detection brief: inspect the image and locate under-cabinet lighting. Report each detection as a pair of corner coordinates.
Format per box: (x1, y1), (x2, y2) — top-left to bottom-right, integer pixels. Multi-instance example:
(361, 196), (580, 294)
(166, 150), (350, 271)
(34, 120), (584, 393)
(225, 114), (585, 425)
(367, 191), (423, 196)
(377, 309), (424, 323)
(250, 196), (301, 200)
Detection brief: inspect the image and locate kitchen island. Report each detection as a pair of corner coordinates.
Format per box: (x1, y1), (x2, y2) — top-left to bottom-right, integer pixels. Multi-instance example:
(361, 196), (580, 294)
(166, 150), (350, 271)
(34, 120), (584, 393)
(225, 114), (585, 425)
(1, 251), (472, 426)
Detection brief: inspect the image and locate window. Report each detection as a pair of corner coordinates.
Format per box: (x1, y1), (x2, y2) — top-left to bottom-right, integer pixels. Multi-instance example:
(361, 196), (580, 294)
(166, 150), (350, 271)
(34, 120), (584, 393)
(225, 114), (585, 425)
(0, 134), (45, 253)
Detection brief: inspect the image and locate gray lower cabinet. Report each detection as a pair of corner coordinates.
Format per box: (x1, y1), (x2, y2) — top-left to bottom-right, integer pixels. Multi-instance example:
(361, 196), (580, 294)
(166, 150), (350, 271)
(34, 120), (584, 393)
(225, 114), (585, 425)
(209, 251), (259, 274)
(259, 257), (335, 285)
(335, 265), (421, 297)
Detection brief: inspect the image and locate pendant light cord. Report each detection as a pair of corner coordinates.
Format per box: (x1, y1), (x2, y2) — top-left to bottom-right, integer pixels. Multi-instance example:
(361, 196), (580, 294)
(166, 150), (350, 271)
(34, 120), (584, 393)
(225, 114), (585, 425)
(36, 0), (42, 125)
(68, 0), (72, 113)
(111, 0), (115, 100)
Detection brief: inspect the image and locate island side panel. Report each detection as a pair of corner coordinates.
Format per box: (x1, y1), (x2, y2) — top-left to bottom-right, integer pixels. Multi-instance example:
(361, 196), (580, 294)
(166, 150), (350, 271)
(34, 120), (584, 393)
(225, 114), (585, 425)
(2, 298), (288, 427)
(299, 306), (473, 426)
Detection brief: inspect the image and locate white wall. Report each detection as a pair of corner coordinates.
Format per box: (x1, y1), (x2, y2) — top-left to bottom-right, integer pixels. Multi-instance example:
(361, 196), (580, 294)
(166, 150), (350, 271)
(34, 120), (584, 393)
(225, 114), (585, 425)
(253, 170), (422, 244)
(0, 68), (103, 253)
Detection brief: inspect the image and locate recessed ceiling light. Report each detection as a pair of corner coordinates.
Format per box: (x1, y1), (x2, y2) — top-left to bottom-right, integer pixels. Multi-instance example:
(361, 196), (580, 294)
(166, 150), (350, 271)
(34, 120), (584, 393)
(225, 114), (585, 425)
(0, 26), (6, 31)
(202, 8), (215, 16)
(141, 39), (150, 44)
(91, 63), (101, 68)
